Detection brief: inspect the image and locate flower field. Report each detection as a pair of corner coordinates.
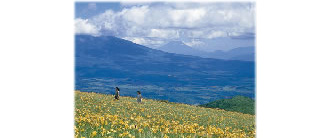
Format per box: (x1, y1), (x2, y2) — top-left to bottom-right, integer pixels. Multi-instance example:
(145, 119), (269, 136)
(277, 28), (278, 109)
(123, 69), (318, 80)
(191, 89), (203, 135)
(74, 91), (255, 138)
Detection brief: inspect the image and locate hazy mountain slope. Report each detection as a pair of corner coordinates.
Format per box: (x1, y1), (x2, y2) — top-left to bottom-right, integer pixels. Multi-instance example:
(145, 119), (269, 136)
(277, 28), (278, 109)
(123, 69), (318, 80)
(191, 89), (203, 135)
(76, 35), (254, 79)
(157, 41), (207, 56)
(156, 41), (255, 61)
(205, 47), (255, 61)
(230, 53), (255, 61)
(75, 35), (255, 104)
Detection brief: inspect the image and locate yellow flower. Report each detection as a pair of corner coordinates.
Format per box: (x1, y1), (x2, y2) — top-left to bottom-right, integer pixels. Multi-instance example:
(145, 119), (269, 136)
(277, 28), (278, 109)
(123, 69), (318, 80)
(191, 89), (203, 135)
(91, 131), (97, 137)
(74, 91), (255, 138)
(121, 131), (129, 136)
(138, 128), (143, 133)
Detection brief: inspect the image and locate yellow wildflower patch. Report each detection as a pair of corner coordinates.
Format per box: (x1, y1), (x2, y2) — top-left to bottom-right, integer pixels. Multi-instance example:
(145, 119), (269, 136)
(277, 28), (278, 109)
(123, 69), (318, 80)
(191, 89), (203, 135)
(74, 91), (255, 138)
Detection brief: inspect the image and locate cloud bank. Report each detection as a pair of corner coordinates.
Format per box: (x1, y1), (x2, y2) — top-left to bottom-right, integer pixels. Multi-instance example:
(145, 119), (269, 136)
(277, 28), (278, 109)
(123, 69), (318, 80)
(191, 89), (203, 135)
(75, 2), (255, 48)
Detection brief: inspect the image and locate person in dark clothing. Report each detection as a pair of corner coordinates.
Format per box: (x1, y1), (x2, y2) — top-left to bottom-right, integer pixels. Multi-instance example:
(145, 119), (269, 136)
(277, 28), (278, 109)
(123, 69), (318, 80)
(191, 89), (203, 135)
(114, 87), (120, 100)
(137, 91), (142, 103)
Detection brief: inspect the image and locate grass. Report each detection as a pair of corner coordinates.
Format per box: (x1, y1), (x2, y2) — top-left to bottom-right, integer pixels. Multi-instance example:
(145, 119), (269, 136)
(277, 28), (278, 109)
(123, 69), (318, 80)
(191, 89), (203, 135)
(200, 96), (255, 115)
(74, 91), (255, 138)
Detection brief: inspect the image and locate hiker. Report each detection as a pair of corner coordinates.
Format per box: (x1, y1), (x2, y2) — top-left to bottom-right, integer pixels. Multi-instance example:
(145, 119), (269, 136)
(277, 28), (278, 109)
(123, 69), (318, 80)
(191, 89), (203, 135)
(114, 87), (120, 100)
(137, 91), (142, 103)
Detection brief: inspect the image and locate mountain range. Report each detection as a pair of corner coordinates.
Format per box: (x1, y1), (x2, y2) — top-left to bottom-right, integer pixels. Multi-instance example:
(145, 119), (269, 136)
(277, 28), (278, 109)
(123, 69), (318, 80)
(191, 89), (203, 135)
(156, 41), (255, 61)
(157, 41), (206, 57)
(75, 35), (255, 104)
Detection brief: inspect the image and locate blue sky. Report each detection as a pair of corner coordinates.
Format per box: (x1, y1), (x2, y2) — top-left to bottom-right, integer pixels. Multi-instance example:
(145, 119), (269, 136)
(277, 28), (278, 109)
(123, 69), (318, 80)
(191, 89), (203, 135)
(75, 2), (255, 51)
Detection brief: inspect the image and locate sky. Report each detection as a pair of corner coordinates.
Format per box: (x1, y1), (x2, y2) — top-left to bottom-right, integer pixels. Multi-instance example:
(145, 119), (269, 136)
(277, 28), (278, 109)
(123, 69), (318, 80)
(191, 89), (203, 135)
(75, 2), (255, 52)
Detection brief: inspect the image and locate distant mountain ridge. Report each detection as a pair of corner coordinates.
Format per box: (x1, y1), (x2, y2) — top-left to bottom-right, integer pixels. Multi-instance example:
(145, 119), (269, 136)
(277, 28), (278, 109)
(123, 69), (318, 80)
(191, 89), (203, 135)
(75, 35), (255, 104)
(76, 35), (254, 78)
(157, 41), (254, 61)
(205, 47), (255, 61)
(157, 41), (207, 56)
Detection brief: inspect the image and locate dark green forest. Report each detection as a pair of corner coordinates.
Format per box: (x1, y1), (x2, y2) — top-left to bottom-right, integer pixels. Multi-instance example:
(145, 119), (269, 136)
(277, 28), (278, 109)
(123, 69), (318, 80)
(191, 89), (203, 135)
(200, 96), (255, 115)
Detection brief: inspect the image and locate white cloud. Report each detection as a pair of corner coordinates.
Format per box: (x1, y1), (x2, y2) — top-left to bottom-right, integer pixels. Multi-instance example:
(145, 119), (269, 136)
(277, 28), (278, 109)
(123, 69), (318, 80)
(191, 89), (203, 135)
(123, 37), (165, 47)
(206, 31), (227, 39)
(168, 8), (207, 28)
(75, 18), (99, 36)
(184, 39), (205, 47)
(148, 29), (179, 39)
(187, 30), (227, 39)
(121, 6), (149, 25)
(123, 37), (146, 45)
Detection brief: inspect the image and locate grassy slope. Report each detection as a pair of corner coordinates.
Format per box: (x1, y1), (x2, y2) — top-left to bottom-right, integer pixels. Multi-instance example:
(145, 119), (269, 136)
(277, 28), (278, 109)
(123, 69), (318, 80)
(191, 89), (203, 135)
(74, 91), (255, 138)
(200, 96), (255, 115)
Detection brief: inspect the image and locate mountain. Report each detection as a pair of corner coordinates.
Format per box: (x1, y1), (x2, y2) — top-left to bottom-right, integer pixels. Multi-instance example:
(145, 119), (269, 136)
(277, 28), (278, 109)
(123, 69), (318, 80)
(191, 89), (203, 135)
(157, 41), (207, 56)
(156, 41), (254, 61)
(200, 96), (255, 115)
(75, 35), (255, 104)
(206, 47), (255, 61)
(230, 53), (255, 61)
